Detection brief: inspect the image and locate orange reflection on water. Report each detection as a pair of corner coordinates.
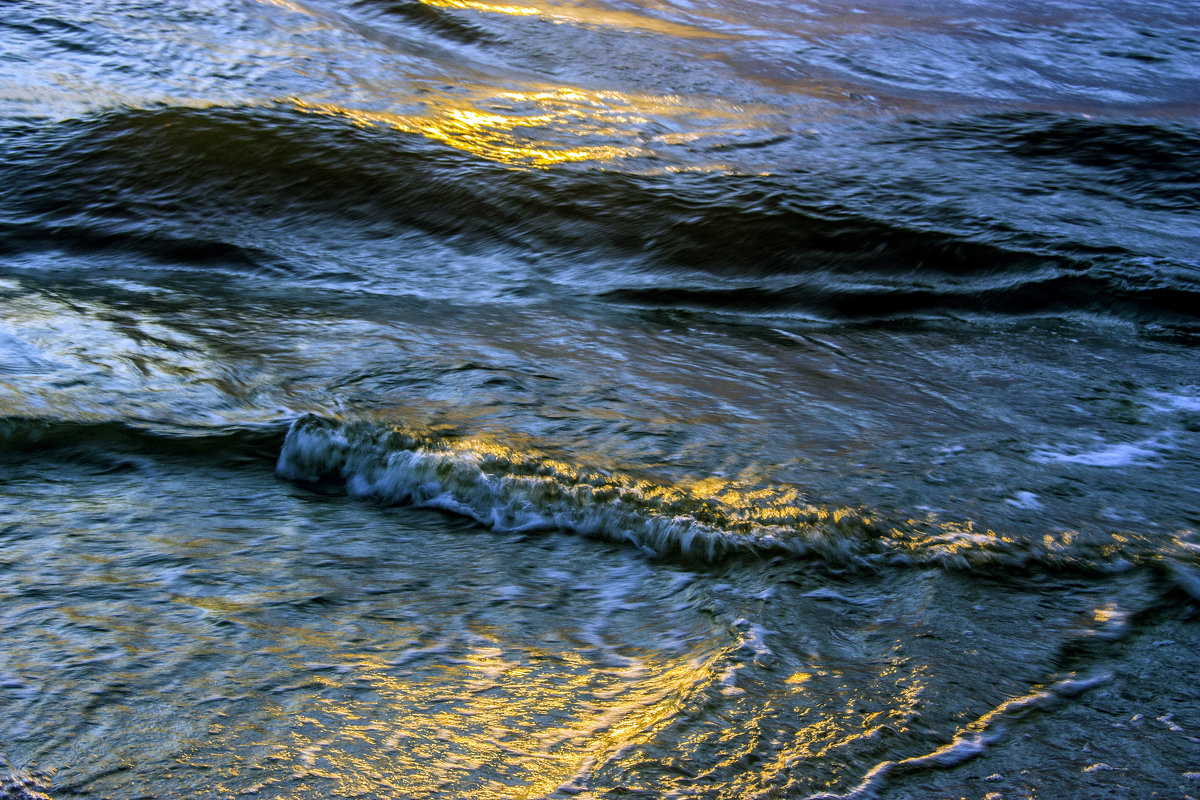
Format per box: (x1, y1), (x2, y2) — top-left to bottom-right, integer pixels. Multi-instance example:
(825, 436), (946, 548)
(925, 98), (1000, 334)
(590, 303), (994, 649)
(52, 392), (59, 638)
(290, 75), (768, 168)
(293, 95), (643, 166)
(227, 627), (711, 799)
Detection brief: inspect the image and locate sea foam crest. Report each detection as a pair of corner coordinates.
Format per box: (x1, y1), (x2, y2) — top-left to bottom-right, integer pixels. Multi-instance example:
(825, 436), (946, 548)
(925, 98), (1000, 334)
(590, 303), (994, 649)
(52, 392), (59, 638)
(275, 415), (1200, 579)
(276, 415), (883, 564)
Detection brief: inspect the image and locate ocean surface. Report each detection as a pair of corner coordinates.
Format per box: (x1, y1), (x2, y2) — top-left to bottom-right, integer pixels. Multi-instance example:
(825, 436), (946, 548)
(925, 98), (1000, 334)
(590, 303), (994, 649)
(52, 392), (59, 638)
(1, 0), (1199, 797)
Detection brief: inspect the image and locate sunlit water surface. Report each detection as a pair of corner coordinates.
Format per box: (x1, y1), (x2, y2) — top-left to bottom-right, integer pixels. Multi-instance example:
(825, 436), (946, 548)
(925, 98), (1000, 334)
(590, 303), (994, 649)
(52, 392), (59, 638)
(1, 0), (1199, 797)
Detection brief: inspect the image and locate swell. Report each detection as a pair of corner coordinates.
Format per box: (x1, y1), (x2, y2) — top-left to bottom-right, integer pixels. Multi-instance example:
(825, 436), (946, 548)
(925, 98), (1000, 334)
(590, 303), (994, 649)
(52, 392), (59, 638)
(0, 106), (1073, 275)
(1, 106), (1196, 324)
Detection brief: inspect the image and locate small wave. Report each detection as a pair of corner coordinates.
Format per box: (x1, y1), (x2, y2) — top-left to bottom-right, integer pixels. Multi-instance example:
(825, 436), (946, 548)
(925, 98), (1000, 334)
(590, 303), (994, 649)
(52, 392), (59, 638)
(0, 220), (277, 274)
(0, 416), (284, 466)
(276, 414), (885, 564)
(275, 415), (1200, 578)
(598, 269), (1200, 324)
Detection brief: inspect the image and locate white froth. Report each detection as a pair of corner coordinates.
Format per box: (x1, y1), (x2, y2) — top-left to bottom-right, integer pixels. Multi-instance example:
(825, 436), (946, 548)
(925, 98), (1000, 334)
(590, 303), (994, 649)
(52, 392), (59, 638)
(1031, 438), (1163, 467)
(1006, 491), (1043, 509)
(1146, 389), (1200, 414)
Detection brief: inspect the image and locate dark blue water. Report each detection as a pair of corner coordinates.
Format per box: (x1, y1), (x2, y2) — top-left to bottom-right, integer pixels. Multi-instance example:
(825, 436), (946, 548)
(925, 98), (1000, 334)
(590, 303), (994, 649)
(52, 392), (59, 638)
(1, 1), (1198, 797)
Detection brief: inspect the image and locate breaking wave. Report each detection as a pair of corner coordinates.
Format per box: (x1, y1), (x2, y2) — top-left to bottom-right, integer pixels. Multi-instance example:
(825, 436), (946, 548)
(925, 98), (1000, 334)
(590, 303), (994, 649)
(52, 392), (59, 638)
(276, 414), (1200, 582)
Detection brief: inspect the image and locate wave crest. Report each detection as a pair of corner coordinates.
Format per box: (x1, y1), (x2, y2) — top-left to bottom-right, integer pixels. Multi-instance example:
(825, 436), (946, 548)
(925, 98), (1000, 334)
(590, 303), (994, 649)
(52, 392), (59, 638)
(277, 414), (887, 563)
(276, 415), (1200, 582)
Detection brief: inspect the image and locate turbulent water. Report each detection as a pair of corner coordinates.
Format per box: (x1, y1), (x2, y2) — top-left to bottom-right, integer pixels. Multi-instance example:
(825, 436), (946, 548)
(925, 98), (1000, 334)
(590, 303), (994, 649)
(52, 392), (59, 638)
(2, 0), (1199, 797)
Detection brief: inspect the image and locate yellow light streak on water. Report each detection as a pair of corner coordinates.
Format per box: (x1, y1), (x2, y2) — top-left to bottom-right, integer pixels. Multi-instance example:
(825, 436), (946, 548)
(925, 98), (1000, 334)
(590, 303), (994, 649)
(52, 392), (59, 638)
(287, 73), (770, 168)
(293, 96), (643, 166)
(182, 622), (716, 798)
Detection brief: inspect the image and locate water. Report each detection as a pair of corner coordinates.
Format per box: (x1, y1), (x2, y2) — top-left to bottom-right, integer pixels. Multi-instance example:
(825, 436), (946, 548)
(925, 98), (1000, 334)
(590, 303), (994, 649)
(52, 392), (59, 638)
(1, 0), (1198, 797)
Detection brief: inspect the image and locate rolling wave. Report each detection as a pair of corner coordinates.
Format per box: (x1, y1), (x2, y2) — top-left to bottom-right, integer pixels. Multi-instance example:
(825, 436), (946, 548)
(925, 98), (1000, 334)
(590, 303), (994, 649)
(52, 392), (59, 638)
(1, 104), (1196, 325)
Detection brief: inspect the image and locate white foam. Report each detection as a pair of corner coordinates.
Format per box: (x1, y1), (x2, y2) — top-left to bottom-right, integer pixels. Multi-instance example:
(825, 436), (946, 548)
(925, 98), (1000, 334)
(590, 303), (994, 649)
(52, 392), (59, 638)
(802, 671), (1113, 800)
(1005, 491), (1043, 509)
(275, 415), (887, 565)
(1146, 389), (1200, 414)
(1031, 438), (1163, 467)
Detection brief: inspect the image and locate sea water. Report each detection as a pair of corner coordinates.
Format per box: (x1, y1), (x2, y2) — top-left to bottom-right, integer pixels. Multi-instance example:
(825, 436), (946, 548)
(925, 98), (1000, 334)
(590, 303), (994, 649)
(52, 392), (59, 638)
(1, 0), (1198, 797)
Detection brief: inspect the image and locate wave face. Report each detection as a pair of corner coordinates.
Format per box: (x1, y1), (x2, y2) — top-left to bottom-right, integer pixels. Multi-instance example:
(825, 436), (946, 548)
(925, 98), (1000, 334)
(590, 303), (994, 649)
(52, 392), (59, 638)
(1, 0), (1199, 798)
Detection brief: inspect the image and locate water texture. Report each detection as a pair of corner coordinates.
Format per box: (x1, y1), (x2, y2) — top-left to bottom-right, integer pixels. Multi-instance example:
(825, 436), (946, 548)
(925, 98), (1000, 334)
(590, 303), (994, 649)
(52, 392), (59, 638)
(1, 0), (1198, 797)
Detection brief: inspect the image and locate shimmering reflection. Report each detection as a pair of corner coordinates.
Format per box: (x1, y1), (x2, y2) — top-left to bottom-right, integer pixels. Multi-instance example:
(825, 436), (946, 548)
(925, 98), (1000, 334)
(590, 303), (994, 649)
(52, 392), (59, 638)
(0, 441), (1176, 798)
(294, 96), (639, 166)
(245, 0), (784, 168)
(3, 0), (1200, 796)
(0, 452), (728, 797)
(291, 83), (766, 167)
(225, 636), (710, 798)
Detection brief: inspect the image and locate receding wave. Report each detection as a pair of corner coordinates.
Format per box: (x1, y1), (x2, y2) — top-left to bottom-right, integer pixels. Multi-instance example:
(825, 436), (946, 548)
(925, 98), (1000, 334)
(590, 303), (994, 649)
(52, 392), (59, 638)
(275, 415), (1200, 583)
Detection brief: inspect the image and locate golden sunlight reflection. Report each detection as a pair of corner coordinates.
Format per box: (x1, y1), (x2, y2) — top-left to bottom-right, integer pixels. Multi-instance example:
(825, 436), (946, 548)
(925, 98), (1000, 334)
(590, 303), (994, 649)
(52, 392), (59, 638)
(291, 83), (763, 167)
(156, 592), (943, 800)
(786, 662), (925, 762)
(1091, 602), (1124, 626)
(187, 621), (714, 798)
(286, 62), (775, 167)
(251, 0), (783, 168)
(294, 96), (642, 166)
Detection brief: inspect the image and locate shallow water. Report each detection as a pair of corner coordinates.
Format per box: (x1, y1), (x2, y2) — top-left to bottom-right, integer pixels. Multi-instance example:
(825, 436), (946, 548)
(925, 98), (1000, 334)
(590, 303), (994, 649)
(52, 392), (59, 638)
(1, 0), (1198, 797)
